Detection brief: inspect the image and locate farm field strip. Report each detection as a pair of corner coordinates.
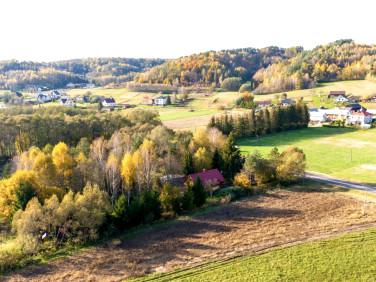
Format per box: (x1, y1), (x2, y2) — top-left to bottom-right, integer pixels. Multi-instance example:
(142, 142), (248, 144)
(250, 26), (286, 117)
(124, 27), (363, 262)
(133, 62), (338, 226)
(6, 183), (376, 281)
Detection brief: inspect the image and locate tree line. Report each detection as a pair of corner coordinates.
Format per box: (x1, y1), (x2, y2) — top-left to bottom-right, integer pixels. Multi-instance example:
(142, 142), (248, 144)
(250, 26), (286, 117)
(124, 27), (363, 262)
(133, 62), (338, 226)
(208, 103), (309, 139)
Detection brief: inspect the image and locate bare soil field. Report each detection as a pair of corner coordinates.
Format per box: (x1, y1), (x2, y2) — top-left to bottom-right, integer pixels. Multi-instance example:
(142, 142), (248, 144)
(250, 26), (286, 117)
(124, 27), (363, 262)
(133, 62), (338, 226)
(5, 186), (376, 282)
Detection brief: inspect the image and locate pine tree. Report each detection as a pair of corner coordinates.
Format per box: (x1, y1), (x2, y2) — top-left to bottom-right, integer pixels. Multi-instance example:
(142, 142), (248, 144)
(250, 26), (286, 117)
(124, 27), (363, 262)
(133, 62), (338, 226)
(263, 108), (271, 134)
(13, 181), (37, 212)
(183, 150), (194, 176)
(208, 116), (216, 129)
(212, 148), (222, 169)
(2, 163), (10, 179)
(166, 95), (171, 105)
(220, 132), (242, 178)
(192, 176), (206, 208)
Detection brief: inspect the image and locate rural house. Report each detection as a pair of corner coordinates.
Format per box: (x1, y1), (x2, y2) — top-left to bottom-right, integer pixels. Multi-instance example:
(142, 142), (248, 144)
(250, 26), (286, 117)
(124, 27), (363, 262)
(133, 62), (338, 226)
(347, 95), (359, 103)
(281, 99), (295, 106)
(328, 91), (346, 99)
(186, 169), (226, 189)
(49, 90), (61, 100)
(320, 108), (351, 122)
(309, 109), (327, 123)
(334, 95), (348, 103)
(60, 97), (75, 107)
(102, 98), (116, 107)
(37, 93), (51, 103)
(154, 96), (167, 106)
(257, 100), (271, 107)
(348, 111), (373, 125)
(365, 104), (376, 115)
(344, 103), (366, 113)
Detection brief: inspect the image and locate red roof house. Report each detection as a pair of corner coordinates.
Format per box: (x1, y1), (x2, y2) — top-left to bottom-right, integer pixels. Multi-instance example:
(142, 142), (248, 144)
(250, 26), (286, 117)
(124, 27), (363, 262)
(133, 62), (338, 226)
(186, 169), (226, 188)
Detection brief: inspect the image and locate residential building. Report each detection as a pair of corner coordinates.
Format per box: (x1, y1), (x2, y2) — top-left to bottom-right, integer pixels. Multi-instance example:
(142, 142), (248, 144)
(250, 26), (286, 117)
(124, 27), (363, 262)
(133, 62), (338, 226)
(365, 104), (376, 115)
(281, 99), (296, 106)
(60, 97), (75, 107)
(348, 111), (373, 125)
(320, 108), (351, 122)
(37, 93), (52, 103)
(186, 169), (226, 189)
(344, 103), (365, 113)
(49, 90), (61, 100)
(86, 83), (96, 88)
(334, 95), (348, 103)
(102, 98), (116, 107)
(257, 100), (271, 107)
(154, 96), (167, 106)
(328, 91), (346, 99)
(309, 109), (327, 123)
(347, 95), (359, 103)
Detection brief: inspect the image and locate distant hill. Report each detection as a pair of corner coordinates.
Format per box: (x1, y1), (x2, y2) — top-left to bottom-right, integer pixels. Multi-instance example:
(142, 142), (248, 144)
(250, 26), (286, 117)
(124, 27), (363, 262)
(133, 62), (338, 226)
(134, 46), (303, 87)
(135, 39), (376, 95)
(0, 58), (166, 90)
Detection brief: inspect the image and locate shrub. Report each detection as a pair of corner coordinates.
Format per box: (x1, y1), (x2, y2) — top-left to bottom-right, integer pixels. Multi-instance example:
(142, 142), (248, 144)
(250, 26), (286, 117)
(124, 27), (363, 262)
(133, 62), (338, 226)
(192, 177), (207, 208)
(112, 194), (129, 230)
(216, 186), (247, 201)
(182, 185), (195, 211)
(233, 173), (251, 190)
(140, 189), (162, 224)
(160, 182), (182, 215)
(221, 77), (242, 91)
(0, 241), (23, 272)
(239, 82), (253, 93)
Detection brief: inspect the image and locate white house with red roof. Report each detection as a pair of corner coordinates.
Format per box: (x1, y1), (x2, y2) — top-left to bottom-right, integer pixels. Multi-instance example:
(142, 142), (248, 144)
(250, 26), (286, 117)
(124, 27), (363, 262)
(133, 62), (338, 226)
(348, 111), (373, 125)
(257, 100), (271, 107)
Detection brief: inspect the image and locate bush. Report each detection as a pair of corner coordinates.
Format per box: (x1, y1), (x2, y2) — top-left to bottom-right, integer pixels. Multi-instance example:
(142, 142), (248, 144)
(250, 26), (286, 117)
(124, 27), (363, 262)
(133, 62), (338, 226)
(239, 82), (253, 93)
(182, 185), (195, 211)
(215, 186), (247, 201)
(140, 189), (162, 224)
(221, 77), (242, 91)
(192, 177), (207, 208)
(159, 182), (182, 215)
(0, 241), (23, 272)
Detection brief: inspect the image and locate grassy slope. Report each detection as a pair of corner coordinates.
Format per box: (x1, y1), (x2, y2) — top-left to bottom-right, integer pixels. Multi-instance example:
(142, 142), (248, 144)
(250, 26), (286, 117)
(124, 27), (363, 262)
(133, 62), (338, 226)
(133, 228), (376, 282)
(237, 127), (376, 185)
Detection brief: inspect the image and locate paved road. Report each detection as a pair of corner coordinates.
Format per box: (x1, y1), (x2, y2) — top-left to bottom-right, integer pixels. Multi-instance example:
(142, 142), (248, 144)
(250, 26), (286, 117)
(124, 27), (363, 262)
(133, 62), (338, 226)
(305, 171), (376, 195)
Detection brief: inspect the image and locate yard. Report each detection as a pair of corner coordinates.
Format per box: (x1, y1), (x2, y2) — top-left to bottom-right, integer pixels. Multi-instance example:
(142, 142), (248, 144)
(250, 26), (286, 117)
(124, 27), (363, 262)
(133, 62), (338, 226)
(237, 127), (376, 185)
(5, 182), (376, 281)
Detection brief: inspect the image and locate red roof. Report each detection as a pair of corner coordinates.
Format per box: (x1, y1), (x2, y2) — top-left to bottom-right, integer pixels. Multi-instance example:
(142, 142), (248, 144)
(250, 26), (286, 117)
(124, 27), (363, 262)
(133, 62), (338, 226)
(351, 111), (373, 116)
(188, 169), (225, 186)
(329, 91), (346, 95)
(257, 100), (271, 105)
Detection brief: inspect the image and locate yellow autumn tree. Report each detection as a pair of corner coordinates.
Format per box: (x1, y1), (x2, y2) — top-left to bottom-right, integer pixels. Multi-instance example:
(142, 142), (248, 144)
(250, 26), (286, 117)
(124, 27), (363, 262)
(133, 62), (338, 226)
(233, 173), (251, 190)
(52, 142), (73, 189)
(32, 152), (56, 188)
(189, 129), (210, 153)
(0, 170), (39, 219)
(193, 147), (212, 172)
(132, 150), (144, 193)
(139, 139), (158, 190)
(121, 153), (136, 202)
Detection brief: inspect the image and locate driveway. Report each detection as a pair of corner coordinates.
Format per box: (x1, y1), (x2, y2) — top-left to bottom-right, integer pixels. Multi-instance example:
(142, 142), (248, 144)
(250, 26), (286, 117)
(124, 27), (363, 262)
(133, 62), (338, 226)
(305, 171), (376, 195)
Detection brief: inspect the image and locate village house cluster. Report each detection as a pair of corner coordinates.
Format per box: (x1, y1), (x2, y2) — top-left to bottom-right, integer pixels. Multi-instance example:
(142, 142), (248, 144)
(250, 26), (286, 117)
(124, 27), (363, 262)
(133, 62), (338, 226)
(309, 91), (375, 127)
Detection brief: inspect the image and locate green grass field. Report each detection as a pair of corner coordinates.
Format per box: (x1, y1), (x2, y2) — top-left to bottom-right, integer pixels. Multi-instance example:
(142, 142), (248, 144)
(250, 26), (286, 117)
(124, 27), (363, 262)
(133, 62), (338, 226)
(132, 228), (376, 281)
(237, 127), (376, 185)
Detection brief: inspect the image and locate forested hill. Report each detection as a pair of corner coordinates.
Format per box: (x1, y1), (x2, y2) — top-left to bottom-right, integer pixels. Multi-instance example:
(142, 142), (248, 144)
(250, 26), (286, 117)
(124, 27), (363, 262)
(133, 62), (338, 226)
(0, 58), (166, 90)
(134, 40), (376, 95)
(134, 46), (303, 87)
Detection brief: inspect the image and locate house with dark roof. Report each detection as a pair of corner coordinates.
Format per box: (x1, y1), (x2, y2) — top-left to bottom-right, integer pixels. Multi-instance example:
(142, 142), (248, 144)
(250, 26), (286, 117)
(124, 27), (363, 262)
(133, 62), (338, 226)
(60, 97), (75, 107)
(37, 93), (51, 103)
(102, 98), (116, 107)
(281, 99), (296, 107)
(49, 90), (61, 100)
(344, 103), (366, 113)
(186, 169), (226, 189)
(154, 96), (167, 106)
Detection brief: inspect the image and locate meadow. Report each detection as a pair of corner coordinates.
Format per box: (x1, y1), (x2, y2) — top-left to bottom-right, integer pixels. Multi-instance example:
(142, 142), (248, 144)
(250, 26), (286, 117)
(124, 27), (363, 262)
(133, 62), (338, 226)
(133, 227), (376, 281)
(237, 127), (376, 185)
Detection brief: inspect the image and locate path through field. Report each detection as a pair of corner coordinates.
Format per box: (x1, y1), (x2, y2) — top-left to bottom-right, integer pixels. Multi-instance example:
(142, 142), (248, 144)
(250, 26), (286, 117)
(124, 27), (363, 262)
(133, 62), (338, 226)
(5, 186), (376, 282)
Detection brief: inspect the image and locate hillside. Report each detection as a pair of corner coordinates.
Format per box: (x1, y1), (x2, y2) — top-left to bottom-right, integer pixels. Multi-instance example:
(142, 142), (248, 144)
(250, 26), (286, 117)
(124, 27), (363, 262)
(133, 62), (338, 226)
(0, 58), (166, 90)
(134, 46), (302, 86)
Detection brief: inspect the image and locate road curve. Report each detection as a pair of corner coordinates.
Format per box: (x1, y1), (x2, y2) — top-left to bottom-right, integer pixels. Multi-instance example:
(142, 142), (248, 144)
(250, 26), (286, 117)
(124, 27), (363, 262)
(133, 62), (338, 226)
(305, 171), (376, 195)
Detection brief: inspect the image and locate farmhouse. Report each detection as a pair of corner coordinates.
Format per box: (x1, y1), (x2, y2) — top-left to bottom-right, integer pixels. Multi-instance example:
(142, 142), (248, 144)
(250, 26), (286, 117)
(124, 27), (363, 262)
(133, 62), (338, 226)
(328, 91), (346, 98)
(320, 108), (351, 121)
(344, 103), (365, 113)
(154, 96), (167, 106)
(257, 100), (271, 107)
(49, 90), (61, 100)
(309, 109), (327, 123)
(37, 93), (52, 103)
(348, 111), (373, 125)
(347, 95), (359, 103)
(186, 169), (226, 189)
(281, 99), (295, 106)
(60, 97), (75, 107)
(334, 95), (348, 103)
(102, 98), (116, 107)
